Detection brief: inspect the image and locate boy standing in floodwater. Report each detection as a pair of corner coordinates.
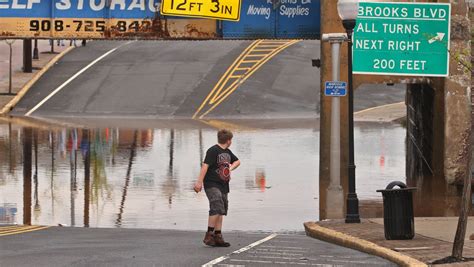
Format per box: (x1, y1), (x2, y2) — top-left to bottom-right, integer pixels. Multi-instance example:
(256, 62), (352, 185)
(194, 129), (241, 247)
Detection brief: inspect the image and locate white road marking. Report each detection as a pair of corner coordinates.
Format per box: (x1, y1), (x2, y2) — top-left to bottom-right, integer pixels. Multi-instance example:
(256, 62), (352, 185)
(247, 254), (297, 260)
(274, 261), (338, 266)
(202, 233), (278, 267)
(25, 41), (133, 116)
(260, 245), (306, 250)
(256, 248), (307, 253)
(324, 258), (382, 265)
(229, 259), (273, 264)
(248, 251), (303, 256)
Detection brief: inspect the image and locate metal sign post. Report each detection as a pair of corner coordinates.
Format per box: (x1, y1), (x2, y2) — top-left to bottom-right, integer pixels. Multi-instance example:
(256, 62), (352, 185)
(23, 39), (32, 73)
(2, 40), (16, 95)
(33, 39), (39, 60)
(322, 33), (347, 218)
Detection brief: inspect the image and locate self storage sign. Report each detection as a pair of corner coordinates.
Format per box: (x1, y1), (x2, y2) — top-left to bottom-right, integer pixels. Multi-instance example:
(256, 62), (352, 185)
(353, 2), (451, 77)
(0, 0), (172, 39)
(160, 0), (241, 21)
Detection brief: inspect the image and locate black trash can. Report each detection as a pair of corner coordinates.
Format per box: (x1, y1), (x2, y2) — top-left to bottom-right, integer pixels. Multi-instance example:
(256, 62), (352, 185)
(377, 181), (416, 240)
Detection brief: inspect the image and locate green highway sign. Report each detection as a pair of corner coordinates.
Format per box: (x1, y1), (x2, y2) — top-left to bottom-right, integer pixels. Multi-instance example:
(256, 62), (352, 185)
(353, 2), (451, 77)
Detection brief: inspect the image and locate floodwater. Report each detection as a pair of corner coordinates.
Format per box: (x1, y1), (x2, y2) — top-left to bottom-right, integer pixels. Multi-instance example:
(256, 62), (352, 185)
(0, 119), (461, 232)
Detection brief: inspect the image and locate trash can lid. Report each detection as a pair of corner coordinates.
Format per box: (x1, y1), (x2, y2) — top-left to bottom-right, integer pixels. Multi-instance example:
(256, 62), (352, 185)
(376, 181), (416, 193)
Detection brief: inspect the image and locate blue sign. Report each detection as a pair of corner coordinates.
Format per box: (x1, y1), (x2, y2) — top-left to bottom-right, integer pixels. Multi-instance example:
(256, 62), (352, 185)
(325, 81), (347, 97)
(222, 0), (320, 39)
(276, 0), (320, 39)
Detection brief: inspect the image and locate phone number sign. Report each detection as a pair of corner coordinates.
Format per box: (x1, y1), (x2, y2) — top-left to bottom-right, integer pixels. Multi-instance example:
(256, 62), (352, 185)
(160, 0), (241, 21)
(0, 0), (175, 39)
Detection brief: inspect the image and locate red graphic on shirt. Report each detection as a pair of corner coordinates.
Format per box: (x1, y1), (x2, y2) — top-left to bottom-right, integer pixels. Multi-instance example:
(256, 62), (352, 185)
(217, 153), (231, 182)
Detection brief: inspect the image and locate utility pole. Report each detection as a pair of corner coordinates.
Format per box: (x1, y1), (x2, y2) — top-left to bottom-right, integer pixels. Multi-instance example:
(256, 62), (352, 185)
(322, 33), (347, 218)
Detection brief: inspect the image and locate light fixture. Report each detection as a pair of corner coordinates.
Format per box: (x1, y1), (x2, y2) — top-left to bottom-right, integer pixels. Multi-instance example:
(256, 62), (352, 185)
(337, 0), (359, 32)
(337, 0), (359, 21)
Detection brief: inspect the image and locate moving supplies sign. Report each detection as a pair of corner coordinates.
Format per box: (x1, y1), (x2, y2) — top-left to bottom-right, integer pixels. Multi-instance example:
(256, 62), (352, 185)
(353, 2), (451, 77)
(161, 0), (241, 21)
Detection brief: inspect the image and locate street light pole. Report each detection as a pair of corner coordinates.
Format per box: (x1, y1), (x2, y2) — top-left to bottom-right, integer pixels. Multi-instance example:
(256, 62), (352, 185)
(343, 20), (360, 223)
(337, 0), (360, 224)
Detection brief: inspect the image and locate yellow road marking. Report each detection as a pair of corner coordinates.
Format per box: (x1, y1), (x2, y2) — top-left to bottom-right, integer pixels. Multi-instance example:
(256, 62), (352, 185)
(200, 41), (299, 118)
(0, 225), (40, 234)
(199, 119), (255, 131)
(0, 225), (49, 237)
(0, 225), (23, 230)
(193, 41), (260, 118)
(0, 226), (49, 236)
(193, 39), (300, 119)
(244, 54), (268, 57)
(202, 40), (299, 117)
(260, 41), (289, 43)
(0, 227), (39, 235)
(257, 45), (283, 48)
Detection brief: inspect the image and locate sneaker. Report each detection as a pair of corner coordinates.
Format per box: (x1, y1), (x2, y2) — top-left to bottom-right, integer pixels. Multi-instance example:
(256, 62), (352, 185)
(203, 232), (216, 247)
(214, 233), (230, 247)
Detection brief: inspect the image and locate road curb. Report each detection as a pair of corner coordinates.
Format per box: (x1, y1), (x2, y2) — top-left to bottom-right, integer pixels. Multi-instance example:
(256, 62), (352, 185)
(304, 222), (427, 267)
(354, 101), (406, 122)
(0, 46), (75, 116)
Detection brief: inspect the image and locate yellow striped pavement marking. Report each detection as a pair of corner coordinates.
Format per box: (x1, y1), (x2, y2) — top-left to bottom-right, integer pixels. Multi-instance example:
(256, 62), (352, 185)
(193, 39), (300, 119)
(0, 225), (40, 234)
(200, 119), (256, 131)
(0, 225), (49, 237)
(0, 225), (23, 230)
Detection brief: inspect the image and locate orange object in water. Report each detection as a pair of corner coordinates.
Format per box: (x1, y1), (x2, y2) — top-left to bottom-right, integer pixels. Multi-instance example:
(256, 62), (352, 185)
(255, 170), (266, 192)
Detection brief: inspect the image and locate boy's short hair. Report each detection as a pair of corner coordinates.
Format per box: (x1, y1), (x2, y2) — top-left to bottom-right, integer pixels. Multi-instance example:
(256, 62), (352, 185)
(218, 129), (233, 144)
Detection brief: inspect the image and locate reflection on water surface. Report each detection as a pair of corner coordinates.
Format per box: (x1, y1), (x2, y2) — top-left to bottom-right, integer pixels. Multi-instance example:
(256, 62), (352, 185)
(0, 121), (466, 231)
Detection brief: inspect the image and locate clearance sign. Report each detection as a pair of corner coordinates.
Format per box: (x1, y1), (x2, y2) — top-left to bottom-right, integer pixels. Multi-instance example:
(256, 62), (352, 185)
(0, 0), (219, 39)
(160, 0), (241, 21)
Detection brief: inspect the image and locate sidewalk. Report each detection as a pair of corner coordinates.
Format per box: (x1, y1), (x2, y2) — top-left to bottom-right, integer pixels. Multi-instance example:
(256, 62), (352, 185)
(305, 217), (474, 266)
(354, 102), (406, 122)
(0, 40), (72, 114)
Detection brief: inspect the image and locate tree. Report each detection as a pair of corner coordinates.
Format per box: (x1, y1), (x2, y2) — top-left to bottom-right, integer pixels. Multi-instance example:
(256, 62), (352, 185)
(450, 5), (473, 261)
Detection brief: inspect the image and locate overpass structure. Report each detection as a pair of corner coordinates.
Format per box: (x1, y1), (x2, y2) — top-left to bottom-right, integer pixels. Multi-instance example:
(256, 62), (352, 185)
(0, 0), (320, 39)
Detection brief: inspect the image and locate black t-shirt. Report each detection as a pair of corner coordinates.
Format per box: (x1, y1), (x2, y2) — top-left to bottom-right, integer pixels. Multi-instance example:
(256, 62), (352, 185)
(203, 144), (239, 193)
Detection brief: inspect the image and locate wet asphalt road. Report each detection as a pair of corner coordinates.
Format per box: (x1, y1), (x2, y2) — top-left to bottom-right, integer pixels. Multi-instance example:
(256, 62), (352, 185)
(0, 227), (395, 266)
(4, 40), (406, 266)
(11, 40), (404, 120)
(12, 40), (320, 119)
